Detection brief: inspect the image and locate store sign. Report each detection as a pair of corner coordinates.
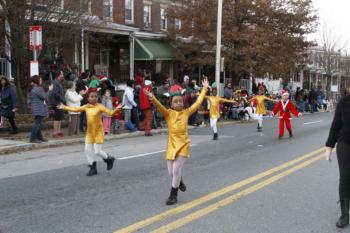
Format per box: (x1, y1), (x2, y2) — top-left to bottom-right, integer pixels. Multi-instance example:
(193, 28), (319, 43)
(29, 26), (42, 50)
(94, 64), (109, 77)
(30, 60), (39, 77)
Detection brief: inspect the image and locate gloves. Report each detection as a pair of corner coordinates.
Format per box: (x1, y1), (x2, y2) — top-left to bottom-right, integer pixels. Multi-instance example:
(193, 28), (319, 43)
(325, 147), (333, 162)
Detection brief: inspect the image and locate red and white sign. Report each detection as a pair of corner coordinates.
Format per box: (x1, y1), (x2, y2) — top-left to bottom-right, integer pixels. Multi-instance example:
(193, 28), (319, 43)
(30, 60), (39, 77)
(29, 26), (42, 50)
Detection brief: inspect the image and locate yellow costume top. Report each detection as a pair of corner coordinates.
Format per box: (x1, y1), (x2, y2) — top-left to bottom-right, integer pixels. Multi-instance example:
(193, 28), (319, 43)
(150, 87), (208, 160)
(252, 95), (275, 115)
(62, 104), (118, 144)
(205, 96), (236, 119)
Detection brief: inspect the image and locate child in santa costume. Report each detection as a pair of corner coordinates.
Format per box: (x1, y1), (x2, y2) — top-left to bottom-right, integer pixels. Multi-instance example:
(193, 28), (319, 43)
(248, 88), (278, 132)
(144, 78), (209, 205)
(58, 88), (122, 176)
(272, 91), (302, 139)
(205, 84), (237, 140)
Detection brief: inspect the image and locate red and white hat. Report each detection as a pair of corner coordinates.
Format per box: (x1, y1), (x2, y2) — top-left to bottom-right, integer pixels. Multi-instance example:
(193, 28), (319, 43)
(282, 90), (289, 96)
(164, 84), (186, 97)
(99, 75), (108, 82)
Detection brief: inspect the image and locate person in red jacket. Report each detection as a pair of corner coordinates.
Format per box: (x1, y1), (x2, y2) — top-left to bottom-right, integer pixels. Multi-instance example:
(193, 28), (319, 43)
(139, 80), (153, 136)
(272, 91), (302, 139)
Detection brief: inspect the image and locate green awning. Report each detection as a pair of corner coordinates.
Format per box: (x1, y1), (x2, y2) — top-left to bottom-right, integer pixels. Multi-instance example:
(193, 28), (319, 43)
(134, 38), (175, 61)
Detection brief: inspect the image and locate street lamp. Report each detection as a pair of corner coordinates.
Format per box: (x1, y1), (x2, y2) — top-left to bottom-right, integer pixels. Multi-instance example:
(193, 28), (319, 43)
(215, 0), (223, 95)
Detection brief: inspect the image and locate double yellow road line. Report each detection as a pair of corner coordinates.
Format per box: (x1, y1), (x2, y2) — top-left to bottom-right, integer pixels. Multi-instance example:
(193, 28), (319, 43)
(115, 147), (326, 233)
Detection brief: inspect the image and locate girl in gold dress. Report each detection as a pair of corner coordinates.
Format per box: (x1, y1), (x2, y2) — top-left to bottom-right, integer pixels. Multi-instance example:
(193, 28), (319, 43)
(144, 78), (209, 205)
(58, 89), (121, 176)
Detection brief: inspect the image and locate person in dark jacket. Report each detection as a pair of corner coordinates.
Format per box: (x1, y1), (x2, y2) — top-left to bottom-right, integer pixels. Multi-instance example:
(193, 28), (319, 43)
(29, 75), (49, 143)
(0, 76), (18, 134)
(50, 70), (65, 137)
(325, 94), (350, 228)
(76, 72), (89, 132)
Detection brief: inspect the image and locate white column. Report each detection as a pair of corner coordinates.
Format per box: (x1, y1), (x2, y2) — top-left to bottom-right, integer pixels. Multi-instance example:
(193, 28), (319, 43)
(5, 20), (11, 79)
(129, 33), (135, 80)
(81, 28), (85, 72)
(85, 32), (89, 71)
(215, 0), (223, 95)
(300, 70), (304, 88)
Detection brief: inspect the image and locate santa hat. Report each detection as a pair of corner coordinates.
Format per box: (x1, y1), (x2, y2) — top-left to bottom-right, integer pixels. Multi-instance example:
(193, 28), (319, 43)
(164, 84), (186, 97)
(144, 80), (152, 86)
(282, 90), (289, 96)
(99, 75), (108, 82)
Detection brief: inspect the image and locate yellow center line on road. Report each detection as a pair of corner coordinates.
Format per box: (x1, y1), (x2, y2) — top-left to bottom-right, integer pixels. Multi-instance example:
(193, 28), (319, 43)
(151, 154), (324, 233)
(114, 147), (325, 233)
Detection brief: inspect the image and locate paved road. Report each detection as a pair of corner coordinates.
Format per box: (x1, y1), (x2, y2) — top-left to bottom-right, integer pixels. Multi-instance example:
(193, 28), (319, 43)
(0, 112), (345, 233)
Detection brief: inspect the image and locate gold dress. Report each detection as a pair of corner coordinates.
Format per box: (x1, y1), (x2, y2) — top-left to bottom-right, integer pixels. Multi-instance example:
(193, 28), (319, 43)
(205, 96), (236, 119)
(150, 87), (208, 160)
(253, 95), (275, 115)
(62, 104), (118, 144)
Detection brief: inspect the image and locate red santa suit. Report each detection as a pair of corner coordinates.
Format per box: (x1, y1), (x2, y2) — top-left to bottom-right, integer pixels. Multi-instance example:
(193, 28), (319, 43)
(272, 98), (300, 137)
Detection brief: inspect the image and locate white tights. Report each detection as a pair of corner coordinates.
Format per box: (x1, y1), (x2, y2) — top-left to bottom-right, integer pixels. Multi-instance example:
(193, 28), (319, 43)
(210, 118), (218, 133)
(256, 114), (263, 127)
(167, 156), (186, 188)
(85, 143), (109, 165)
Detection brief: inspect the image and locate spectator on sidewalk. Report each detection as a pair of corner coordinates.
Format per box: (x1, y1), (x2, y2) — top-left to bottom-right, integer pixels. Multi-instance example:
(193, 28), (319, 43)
(102, 89), (113, 135)
(122, 80), (137, 132)
(76, 72), (89, 132)
(139, 80), (153, 136)
(65, 81), (85, 136)
(29, 75), (49, 143)
(50, 70), (65, 137)
(0, 76), (18, 134)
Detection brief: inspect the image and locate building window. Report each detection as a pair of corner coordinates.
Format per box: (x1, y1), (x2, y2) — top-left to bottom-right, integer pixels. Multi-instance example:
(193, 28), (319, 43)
(175, 18), (181, 30)
(125, 0), (134, 22)
(80, 0), (91, 13)
(161, 8), (167, 31)
(144, 5), (151, 28)
(104, 0), (113, 18)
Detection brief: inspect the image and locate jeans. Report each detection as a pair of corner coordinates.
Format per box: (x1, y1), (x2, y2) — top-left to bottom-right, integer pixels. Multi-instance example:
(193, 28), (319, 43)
(30, 116), (44, 140)
(79, 112), (87, 132)
(132, 107), (140, 130)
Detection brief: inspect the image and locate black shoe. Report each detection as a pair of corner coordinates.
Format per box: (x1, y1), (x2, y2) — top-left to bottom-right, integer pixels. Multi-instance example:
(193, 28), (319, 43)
(103, 156), (115, 171)
(87, 162), (97, 176)
(179, 178), (187, 192)
(30, 139), (42, 143)
(39, 138), (48, 142)
(166, 187), (178, 205)
(213, 133), (218, 140)
(257, 127), (262, 132)
(337, 199), (349, 228)
(278, 136), (283, 140)
(9, 130), (18, 135)
(289, 132), (293, 138)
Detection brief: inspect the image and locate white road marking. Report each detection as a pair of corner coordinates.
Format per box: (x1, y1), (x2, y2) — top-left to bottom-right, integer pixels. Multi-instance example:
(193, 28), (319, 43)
(304, 120), (323, 125)
(117, 144), (198, 160)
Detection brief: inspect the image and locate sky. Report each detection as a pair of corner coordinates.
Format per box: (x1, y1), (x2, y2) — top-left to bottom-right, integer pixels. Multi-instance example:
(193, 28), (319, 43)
(311, 0), (350, 52)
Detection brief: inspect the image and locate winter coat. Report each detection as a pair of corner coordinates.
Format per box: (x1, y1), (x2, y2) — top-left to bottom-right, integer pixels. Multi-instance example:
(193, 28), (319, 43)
(49, 79), (65, 106)
(30, 84), (48, 117)
(0, 84), (17, 117)
(65, 89), (83, 115)
(122, 86), (137, 110)
(139, 86), (152, 110)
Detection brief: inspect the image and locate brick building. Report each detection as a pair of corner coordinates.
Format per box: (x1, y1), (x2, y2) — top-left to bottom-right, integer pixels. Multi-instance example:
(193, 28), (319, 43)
(1, 0), (177, 83)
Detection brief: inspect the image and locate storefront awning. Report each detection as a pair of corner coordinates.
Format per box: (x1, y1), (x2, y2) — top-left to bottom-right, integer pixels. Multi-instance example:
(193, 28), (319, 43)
(134, 38), (175, 61)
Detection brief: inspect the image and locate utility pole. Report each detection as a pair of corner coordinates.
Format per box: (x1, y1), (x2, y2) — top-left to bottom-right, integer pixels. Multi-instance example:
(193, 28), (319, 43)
(215, 0), (223, 95)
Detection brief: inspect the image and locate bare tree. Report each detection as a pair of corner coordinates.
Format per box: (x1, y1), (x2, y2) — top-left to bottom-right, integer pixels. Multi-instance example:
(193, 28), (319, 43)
(0, 0), (95, 108)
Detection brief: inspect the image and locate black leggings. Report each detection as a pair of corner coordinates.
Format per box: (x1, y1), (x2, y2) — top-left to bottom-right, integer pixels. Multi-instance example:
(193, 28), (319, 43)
(6, 116), (17, 131)
(337, 142), (350, 200)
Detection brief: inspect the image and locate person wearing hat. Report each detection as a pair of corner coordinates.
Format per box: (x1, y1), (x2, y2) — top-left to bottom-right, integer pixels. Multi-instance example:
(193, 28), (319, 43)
(205, 84), (237, 140)
(272, 91), (301, 139)
(139, 80), (154, 136)
(144, 78), (210, 205)
(248, 88), (278, 132)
